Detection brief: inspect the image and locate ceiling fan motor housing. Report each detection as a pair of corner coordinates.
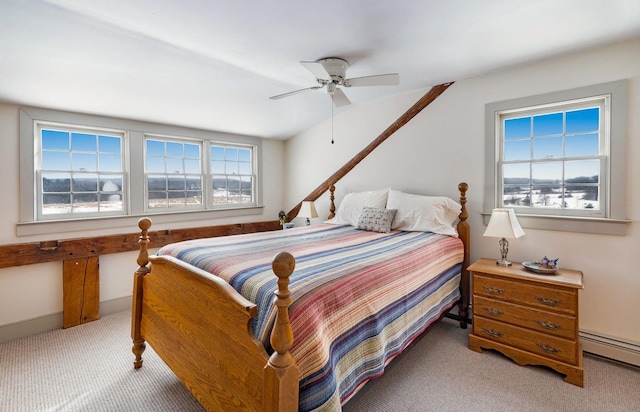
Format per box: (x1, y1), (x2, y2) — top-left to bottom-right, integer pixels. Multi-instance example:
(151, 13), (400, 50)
(318, 57), (348, 83)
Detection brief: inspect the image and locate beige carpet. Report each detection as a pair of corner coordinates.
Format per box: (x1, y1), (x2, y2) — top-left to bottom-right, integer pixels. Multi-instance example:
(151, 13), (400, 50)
(1, 310), (639, 411)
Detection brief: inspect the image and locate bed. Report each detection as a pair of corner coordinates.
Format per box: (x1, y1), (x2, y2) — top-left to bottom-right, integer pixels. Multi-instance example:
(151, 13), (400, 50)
(131, 182), (470, 411)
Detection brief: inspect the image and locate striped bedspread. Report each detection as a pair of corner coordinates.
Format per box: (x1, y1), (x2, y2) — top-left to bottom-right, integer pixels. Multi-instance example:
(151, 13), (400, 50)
(157, 223), (464, 411)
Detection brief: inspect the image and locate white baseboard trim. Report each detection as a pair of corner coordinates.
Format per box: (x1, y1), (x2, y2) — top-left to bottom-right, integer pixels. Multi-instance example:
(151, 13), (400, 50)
(580, 329), (640, 367)
(0, 296), (131, 344)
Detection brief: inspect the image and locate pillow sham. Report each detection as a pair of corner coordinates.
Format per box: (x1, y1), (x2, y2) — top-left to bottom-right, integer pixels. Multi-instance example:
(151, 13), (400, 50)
(386, 189), (461, 236)
(355, 207), (397, 233)
(325, 188), (389, 226)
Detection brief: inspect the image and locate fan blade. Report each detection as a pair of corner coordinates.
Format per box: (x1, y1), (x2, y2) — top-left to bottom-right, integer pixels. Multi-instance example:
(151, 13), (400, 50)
(269, 86), (322, 100)
(344, 73), (399, 87)
(300, 61), (332, 81)
(331, 88), (351, 107)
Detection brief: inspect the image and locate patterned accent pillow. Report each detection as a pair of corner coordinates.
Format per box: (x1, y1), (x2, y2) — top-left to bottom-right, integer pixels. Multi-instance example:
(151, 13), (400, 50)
(355, 207), (397, 233)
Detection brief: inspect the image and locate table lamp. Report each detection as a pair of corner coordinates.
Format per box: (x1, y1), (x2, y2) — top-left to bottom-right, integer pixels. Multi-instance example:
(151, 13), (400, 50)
(483, 208), (525, 266)
(298, 201), (319, 226)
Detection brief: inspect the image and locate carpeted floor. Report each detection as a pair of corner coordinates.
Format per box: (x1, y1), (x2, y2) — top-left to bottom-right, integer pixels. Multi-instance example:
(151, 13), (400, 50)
(1, 310), (639, 411)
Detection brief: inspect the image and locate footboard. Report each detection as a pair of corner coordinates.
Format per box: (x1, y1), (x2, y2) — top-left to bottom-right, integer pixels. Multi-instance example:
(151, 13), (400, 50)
(131, 218), (298, 411)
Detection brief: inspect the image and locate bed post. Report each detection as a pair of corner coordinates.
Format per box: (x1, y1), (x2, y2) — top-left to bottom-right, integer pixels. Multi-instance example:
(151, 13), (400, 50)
(328, 184), (336, 220)
(131, 217), (151, 369)
(456, 183), (470, 329)
(264, 252), (299, 411)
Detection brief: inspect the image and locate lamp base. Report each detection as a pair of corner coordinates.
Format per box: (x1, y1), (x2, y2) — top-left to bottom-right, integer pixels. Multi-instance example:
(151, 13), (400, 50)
(496, 260), (512, 266)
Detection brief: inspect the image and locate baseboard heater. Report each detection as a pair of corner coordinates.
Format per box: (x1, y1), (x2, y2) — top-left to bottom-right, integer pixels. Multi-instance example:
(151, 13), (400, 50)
(580, 330), (640, 368)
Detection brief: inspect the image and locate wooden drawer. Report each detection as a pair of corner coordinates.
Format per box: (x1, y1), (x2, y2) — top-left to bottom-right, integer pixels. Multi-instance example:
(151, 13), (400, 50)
(473, 274), (577, 315)
(474, 316), (578, 365)
(473, 295), (576, 340)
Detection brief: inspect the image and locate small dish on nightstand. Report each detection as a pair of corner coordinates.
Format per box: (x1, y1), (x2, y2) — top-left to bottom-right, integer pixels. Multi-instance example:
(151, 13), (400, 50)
(522, 261), (558, 274)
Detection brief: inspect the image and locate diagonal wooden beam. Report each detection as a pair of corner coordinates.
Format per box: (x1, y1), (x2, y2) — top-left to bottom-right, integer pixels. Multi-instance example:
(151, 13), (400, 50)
(287, 81), (454, 221)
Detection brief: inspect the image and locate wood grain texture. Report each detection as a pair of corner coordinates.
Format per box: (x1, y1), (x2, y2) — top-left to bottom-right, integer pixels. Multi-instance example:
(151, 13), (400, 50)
(468, 259), (584, 386)
(286, 82), (453, 222)
(0, 220), (281, 269)
(62, 256), (100, 328)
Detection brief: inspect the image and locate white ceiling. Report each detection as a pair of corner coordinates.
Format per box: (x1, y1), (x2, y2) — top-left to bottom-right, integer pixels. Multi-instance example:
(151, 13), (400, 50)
(1, 0), (640, 140)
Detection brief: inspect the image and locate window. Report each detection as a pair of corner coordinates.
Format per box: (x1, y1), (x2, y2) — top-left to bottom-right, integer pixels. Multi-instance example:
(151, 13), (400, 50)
(499, 99), (605, 218)
(145, 137), (204, 210)
(211, 144), (254, 205)
(37, 123), (126, 219)
(19, 108), (263, 236)
(484, 80), (629, 235)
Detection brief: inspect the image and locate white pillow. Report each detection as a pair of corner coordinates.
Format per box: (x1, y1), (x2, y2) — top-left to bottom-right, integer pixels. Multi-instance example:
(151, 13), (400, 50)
(386, 189), (461, 236)
(326, 188), (389, 226)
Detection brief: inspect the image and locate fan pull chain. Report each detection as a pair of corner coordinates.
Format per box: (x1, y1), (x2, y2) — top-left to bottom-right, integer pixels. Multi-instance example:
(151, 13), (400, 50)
(331, 98), (335, 144)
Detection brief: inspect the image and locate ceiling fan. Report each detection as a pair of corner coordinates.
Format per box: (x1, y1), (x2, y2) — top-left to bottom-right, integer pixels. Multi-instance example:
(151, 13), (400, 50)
(269, 57), (399, 107)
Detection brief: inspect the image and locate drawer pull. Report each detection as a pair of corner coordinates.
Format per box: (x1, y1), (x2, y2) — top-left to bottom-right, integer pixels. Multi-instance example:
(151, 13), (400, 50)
(536, 320), (560, 330)
(536, 343), (561, 354)
(483, 308), (503, 316)
(482, 328), (503, 338)
(536, 296), (560, 307)
(484, 286), (504, 295)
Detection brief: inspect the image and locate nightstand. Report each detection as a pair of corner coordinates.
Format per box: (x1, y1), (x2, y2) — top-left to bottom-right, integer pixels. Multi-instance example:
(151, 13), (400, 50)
(468, 258), (584, 386)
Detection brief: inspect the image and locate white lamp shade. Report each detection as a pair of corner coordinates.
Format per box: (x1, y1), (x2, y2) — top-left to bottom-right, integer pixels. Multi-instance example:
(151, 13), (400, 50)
(298, 201), (319, 219)
(483, 208), (525, 239)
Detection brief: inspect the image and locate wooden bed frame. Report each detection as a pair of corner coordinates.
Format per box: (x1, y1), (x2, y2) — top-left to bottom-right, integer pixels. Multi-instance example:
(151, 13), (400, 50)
(131, 182), (470, 411)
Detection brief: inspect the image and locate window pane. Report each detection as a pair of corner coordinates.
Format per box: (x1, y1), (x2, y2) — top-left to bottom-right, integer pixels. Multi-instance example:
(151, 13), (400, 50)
(238, 149), (251, 162)
(184, 159), (200, 174)
(99, 154), (121, 172)
(211, 146), (225, 160)
(147, 140), (164, 156)
(184, 144), (200, 159)
(72, 193), (98, 213)
(504, 140), (530, 161)
(166, 142), (183, 157)
(186, 176), (202, 190)
(226, 147), (238, 160)
(566, 108), (599, 133)
(566, 133), (599, 157)
(503, 163), (530, 184)
(533, 113), (563, 136)
(226, 161), (239, 174)
(99, 135), (121, 153)
(504, 117), (530, 140)
(533, 137), (562, 159)
(42, 194), (71, 214)
(72, 133), (97, 151)
(100, 177), (122, 193)
(72, 174), (98, 192)
(42, 151), (70, 170)
(168, 177), (185, 190)
(532, 185), (562, 208)
(72, 153), (97, 171)
(42, 173), (71, 192)
(239, 162), (251, 175)
(503, 186), (531, 207)
(532, 162), (562, 183)
(166, 157), (183, 173)
(42, 130), (69, 150)
(211, 160), (225, 174)
(565, 160), (599, 182)
(146, 157), (165, 173)
(147, 175), (167, 191)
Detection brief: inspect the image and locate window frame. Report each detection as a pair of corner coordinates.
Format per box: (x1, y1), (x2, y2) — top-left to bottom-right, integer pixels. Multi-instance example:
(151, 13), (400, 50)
(18, 107), (263, 237)
(484, 80), (629, 235)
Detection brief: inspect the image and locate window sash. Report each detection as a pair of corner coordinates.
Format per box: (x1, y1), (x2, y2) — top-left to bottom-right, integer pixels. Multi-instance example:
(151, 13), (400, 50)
(495, 97), (609, 219)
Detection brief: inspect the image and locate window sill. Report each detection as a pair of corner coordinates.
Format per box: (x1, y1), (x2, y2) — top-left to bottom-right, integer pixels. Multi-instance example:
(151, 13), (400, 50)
(16, 206), (265, 238)
(481, 212), (631, 236)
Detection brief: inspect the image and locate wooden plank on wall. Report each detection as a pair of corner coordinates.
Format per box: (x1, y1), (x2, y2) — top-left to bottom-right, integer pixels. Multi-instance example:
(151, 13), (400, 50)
(63, 256), (100, 328)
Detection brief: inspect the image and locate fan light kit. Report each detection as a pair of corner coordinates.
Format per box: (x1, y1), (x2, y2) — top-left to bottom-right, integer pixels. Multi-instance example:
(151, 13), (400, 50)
(269, 57), (399, 107)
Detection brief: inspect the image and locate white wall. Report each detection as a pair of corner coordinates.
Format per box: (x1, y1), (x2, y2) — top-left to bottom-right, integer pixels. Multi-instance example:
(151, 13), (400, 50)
(0, 104), (286, 328)
(284, 39), (640, 351)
